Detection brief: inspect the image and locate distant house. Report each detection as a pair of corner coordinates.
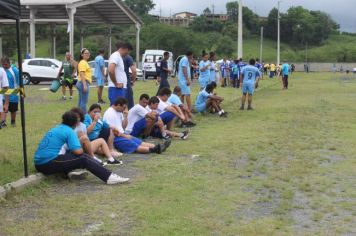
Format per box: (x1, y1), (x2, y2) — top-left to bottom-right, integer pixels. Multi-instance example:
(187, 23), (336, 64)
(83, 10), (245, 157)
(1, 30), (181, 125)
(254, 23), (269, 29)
(159, 11), (197, 27)
(173, 12), (197, 19)
(204, 13), (228, 23)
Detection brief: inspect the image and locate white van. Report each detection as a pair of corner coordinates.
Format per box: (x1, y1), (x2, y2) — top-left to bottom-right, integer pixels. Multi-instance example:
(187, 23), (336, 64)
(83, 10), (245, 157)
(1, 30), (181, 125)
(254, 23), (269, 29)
(142, 50), (173, 79)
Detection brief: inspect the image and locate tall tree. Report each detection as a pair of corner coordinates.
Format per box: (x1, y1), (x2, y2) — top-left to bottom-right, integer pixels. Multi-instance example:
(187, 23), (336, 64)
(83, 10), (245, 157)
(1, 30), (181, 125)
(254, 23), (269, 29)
(124, 0), (155, 16)
(203, 7), (212, 15)
(226, 1), (239, 21)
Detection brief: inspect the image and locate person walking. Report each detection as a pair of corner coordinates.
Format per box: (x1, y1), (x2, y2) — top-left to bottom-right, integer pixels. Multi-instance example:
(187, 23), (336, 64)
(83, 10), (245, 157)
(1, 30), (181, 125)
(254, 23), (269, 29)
(94, 49), (106, 104)
(76, 48), (92, 114)
(58, 52), (77, 101)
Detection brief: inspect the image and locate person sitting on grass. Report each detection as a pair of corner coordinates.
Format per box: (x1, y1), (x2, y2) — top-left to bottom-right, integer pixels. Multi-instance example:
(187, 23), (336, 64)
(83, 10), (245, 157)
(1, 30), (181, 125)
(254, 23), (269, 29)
(34, 111), (129, 184)
(84, 104), (122, 163)
(130, 96), (189, 140)
(195, 83), (226, 117)
(168, 86), (195, 127)
(125, 93), (158, 138)
(71, 107), (122, 166)
(157, 87), (190, 129)
(239, 58), (261, 111)
(103, 97), (169, 154)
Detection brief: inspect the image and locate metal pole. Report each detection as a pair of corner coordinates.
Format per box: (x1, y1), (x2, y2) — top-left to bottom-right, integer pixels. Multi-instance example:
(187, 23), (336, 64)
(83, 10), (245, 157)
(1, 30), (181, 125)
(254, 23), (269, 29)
(136, 23), (141, 67)
(108, 26), (112, 55)
(52, 25), (56, 59)
(80, 28), (84, 50)
(16, 19), (29, 178)
(68, 8), (76, 56)
(29, 8), (36, 58)
(237, 0), (243, 59)
(0, 28), (3, 59)
(260, 26), (264, 63)
(277, 1), (281, 65)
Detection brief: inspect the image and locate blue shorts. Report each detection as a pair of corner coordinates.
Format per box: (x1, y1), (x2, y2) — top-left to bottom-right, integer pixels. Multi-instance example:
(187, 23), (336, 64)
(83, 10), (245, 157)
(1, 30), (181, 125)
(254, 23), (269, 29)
(108, 87), (127, 105)
(96, 76), (105, 86)
(114, 136), (142, 154)
(242, 83), (255, 95)
(195, 103), (207, 113)
(231, 74), (238, 80)
(178, 80), (191, 95)
(160, 111), (176, 125)
(130, 118), (147, 137)
(150, 126), (162, 138)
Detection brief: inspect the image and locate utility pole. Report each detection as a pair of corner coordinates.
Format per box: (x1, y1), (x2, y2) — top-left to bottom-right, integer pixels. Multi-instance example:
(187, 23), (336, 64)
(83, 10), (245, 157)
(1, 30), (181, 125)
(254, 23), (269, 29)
(277, 1), (282, 65)
(260, 26), (264, 63)
(237, 0), (243, 59)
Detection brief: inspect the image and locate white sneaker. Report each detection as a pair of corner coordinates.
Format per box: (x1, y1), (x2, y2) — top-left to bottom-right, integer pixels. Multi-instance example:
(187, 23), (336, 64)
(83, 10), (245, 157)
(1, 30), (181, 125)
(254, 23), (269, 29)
(106, 173), (130, 185)
(68, 169), (88, 180)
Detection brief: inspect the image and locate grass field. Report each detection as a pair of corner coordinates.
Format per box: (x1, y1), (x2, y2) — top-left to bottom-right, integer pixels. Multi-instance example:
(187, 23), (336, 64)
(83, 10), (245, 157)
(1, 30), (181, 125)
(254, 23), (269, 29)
(1, 73), (356, 235)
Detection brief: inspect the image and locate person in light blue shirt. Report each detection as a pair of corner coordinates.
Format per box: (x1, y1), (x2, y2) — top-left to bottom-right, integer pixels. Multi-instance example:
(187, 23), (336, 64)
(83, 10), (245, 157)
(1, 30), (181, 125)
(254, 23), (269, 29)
(281, 62), (290, 90)
(1, 57), (19, 126)
(239, 58), (261, 111)
(94, 49), (106, 104)
(198, 52), (211, 89)
(34, 111), (130, 184)
(178, 51), (194, 112)
(195, 83), (226, 117)
(168, 86), (195, 126)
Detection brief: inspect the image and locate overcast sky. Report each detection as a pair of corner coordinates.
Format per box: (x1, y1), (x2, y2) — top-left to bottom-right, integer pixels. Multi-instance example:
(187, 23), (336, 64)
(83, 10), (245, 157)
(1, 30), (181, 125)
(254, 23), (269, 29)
(150, 0), (356, 32)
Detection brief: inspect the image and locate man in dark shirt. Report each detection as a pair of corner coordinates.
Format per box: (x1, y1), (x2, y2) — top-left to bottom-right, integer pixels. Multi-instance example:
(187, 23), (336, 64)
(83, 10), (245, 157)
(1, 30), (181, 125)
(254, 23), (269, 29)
(156, 52), (171, 95)
(123, 51), (137, 109)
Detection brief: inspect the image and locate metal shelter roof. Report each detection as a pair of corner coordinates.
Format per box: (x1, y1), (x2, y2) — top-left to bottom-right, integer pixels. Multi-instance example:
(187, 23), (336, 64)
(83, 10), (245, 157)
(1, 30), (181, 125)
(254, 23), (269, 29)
(1, 0), (142, 25)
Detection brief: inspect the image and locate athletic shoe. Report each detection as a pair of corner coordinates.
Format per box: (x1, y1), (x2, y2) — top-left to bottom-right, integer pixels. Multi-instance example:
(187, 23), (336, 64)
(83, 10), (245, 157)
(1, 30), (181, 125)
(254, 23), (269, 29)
(0, 121), (7, 128)
(239, 106), (244, 110)
(247, 106), (254, 111)
(98, 99), (106, 105)
(68, 169), (88, 180)
(106, 159), (123, 166)
(185, 121), (196, 127)
(180, 130), (189, 140)
(162, 134), (171, 140)
(111, 151), (123, 158)
(60, 96), (66, 101)
(219, 112), (228, 117)
(106, 173), (130, 185)
(161, 139), (171, 152)
(69, 96), (73, 100)
(155, 144), (162, 154)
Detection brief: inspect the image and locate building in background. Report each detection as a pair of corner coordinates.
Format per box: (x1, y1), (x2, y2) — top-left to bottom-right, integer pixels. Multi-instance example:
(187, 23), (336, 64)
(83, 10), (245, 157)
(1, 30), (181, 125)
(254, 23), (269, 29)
(159, 11), (197, 27)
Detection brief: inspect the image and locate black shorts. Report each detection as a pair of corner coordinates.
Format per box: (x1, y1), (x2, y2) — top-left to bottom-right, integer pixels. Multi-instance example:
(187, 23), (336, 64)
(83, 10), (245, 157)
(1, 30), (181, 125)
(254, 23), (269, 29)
(3, 101), (18, 113)
(97, 127), (111, 142)
(62, 79), (77, 89)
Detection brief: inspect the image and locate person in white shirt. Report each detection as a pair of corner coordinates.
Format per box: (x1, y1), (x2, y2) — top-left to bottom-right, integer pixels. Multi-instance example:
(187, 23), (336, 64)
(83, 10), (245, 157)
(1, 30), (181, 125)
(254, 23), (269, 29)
(157, 87), (187, 131)
(125, 93), (157, 138)
(103, 97), (170, 154)
(0, 66), (9, 129)
(107, 42), (132, 105)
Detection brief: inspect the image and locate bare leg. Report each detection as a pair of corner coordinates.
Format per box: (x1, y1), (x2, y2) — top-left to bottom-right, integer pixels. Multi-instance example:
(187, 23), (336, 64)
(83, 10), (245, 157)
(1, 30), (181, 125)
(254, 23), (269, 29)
(241, 94), (247, 108)
(61, 85), (66, 97)
(141, 142), (155, 148)
(186, 95), (192, 112)
(97, 86), (104, 101)
(136, 146), (150, 154)
(107, 129), (114, 151)
(248, 94), (253, 108)
(91, 138), (113, 160)
(69, 87), (73, 97)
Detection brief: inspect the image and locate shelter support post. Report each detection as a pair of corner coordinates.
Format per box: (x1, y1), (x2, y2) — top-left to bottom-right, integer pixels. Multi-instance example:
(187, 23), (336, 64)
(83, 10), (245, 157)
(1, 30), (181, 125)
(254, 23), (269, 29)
(0, 27), (2, 59)
(29, 8), (36, 58)
(68, 7), (76, 56)
(108, 26), (112, 55)
(52, 24), (56, 58)
(136, 23), (141, 66)
(80, 28), (84, 50)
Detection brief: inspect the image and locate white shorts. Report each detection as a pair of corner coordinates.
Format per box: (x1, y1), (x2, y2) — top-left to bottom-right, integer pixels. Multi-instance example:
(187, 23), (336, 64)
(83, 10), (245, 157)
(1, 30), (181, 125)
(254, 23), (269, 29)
(0, 94), (3, 112)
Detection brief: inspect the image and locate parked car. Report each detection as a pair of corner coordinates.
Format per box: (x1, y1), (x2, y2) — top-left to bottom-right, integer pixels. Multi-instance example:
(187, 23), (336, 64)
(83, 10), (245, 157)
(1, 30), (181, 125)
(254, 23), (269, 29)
(22, 58), (62, 85)
(88, 60), (143, 82)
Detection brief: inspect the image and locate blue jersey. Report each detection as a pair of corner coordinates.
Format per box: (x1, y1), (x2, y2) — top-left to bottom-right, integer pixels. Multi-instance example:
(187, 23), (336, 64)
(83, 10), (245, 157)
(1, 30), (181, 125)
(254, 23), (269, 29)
(168, 94), (182, 106)
(94, 55), (105, 80)
(34, 124), (81, 165)
(4, 67), (20, 103)
(195, 90), (210, 108)
(282, 63), (290, 76)
(238, 62), (246, 72)
(241, 65), (261, 84)
(230, 63), (239, 75)
(84, 114), (110, 140)
(178, 56), (191, 82)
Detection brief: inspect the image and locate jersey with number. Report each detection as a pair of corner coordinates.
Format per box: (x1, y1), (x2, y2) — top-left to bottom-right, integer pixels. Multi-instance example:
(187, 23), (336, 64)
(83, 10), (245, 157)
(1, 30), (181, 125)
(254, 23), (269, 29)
(241, 65), (260, 84)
